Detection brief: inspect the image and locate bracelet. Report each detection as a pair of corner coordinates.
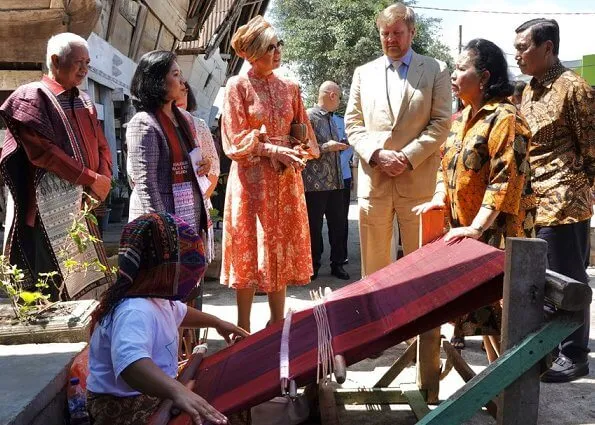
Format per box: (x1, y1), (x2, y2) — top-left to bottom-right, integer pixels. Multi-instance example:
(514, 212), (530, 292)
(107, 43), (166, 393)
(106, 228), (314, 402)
(433, 190), (446, 197)
(470, 223), (484, 234)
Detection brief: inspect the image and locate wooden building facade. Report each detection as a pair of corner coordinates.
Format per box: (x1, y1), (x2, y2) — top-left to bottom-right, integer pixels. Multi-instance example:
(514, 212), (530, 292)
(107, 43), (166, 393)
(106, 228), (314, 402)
(0, 0), (269, 177)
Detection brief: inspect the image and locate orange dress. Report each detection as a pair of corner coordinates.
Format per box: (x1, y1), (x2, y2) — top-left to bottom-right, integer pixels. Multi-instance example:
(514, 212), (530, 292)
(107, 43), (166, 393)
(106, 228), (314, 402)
(220, 69), (319, 292)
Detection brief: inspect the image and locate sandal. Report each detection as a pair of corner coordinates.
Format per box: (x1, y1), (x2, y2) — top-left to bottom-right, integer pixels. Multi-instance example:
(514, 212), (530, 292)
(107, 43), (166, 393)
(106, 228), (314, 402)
(450, 336), (466, 350)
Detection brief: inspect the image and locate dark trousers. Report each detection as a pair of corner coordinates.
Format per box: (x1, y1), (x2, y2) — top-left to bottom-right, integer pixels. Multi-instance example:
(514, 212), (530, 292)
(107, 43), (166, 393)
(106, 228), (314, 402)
(537, 220), (591, 362)
(341, 178), (352, 260)
(22, 221), (60, 300)
(305, 189), (347, 270)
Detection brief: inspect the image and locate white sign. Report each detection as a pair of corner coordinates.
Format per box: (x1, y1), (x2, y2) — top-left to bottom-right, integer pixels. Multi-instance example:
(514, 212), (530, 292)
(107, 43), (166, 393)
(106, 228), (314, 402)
(94, 103), (104, 121)
(86, 33), (137, 96)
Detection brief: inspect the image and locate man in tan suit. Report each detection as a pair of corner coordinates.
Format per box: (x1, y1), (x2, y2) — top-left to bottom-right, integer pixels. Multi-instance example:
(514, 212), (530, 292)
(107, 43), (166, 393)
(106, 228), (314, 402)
(345, 3), (451, 276)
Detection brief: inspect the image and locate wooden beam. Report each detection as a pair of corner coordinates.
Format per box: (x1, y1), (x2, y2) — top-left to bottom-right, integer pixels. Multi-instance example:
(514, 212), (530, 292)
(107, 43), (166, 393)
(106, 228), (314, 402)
(204, 0), (249, 59)
(417, 313), (582, 425)
(497, 237), (548, 425)
(148, 345), (207, 425)
(106, 0), (123, 43)
(130, 3), (148, 61)
(416, 208), (445, 404)
(143, 0), (187, 40)
(416, 327), (441, 404)
(545, 269), (593, 311)
(1, 0), (50, 9)
(136, 11), (160, 59)
(401, 383), (431, 420)
(373, 339), (417, 388)
(443, 340), (498, 418)
(334, 387), (412, 405)
(0, 70), (43, 90)
(319, 383), (340, 425)
(119, 0), (139, 26)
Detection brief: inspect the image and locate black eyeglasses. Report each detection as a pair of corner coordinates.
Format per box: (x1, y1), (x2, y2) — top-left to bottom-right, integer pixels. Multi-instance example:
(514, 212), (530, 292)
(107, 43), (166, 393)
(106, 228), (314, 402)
(267, 40), (285, 53)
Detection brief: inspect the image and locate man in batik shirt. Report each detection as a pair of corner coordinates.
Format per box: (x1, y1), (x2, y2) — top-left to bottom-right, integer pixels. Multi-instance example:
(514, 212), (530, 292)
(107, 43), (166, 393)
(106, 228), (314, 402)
(303, 81), (350, 281)
(515, 18), (595, 382)
(0, 33), (112, 300)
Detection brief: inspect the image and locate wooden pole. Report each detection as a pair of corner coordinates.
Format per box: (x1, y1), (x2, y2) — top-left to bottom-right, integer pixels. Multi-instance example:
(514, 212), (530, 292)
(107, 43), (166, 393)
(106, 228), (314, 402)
(497, 237), (547, 425)
(373, 339), (417, 388)
(148, 345), (207, 425)
(417, 314), (581, 425)
(416, 209), (445, 404)
(443, 340), (498, 418)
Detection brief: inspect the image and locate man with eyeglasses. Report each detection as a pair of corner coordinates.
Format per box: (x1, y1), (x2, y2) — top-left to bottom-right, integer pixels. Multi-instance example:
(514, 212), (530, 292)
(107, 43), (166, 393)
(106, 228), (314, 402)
(514, 18), (595, 383)
(345, 3), (451, 277)
(303, 81), (350, 280)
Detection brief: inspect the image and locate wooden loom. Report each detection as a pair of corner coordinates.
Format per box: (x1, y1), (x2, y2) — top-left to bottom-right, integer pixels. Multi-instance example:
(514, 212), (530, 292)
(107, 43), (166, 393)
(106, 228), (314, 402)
(149, 209), (591, 425)
(321, 209), (591, 424)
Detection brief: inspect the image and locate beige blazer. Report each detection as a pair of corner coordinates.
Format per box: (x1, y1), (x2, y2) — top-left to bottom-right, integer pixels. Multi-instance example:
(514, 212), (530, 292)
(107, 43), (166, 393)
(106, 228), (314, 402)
(345, 53), (452, 199)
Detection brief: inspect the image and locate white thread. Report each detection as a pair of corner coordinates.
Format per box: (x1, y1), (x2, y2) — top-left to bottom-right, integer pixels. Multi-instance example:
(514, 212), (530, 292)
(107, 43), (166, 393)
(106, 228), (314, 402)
(280, 309), (293, 393)
(312, 288), (334, 384)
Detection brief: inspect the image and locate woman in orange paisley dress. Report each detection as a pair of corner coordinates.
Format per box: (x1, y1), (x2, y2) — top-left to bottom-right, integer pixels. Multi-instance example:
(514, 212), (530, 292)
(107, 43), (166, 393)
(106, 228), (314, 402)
(221, 16), (319, 332)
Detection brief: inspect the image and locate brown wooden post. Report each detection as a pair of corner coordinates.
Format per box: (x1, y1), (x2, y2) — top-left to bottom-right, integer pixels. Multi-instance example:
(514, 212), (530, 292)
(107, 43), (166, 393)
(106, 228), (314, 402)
(497, 237), (547, 425)
(416, 209), (445, 404)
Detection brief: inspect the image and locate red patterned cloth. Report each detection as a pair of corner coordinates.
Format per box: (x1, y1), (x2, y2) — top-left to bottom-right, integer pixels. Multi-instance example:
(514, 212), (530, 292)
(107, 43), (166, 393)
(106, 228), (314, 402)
(161, 237), (505, 423)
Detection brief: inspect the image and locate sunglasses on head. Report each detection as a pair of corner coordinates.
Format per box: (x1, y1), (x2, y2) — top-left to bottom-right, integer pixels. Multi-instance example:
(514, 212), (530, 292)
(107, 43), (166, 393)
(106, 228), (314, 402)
(267, 40), (285, 53)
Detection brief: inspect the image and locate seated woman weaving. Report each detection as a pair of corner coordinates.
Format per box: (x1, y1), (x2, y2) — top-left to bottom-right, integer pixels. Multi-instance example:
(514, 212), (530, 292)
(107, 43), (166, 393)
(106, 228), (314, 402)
(413, 39), (536, 362)
(86, 213), (248, 425)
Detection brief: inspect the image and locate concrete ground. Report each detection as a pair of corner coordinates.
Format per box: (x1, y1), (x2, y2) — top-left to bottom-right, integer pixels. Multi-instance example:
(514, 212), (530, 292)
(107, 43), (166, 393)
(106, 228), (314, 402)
(0, 343), (86, 425)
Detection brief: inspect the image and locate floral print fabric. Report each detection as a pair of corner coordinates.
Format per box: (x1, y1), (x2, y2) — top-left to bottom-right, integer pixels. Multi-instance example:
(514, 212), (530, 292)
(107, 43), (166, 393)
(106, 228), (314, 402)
(438, 100), (536, 248)
(220, 69), (318, 292)
(439, 100), (536, 336)
(192, 116), (220, 178)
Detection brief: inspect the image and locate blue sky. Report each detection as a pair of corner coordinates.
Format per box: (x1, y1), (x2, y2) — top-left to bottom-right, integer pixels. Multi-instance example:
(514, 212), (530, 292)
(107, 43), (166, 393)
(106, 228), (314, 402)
(414, 0), (595, 76)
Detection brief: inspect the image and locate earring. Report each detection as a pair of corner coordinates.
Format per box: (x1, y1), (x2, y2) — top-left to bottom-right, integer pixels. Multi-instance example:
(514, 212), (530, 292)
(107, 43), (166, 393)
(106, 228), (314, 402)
(480, 84), (484, 90)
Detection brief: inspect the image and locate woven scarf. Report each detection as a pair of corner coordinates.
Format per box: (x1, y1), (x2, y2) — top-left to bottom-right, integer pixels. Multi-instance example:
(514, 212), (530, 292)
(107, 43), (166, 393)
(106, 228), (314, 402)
(0, 81), (112, 299)
(155, 107), (200, 231)
(117, 212), (206, 300)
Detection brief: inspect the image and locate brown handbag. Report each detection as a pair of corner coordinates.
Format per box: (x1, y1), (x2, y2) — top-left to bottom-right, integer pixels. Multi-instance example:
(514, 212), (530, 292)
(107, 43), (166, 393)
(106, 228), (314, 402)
(290, 121), (307, 143)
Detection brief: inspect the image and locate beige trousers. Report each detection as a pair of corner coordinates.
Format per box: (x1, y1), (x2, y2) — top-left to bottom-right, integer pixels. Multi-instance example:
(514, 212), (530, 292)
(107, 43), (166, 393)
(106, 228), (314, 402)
(358, 187), (430, 277)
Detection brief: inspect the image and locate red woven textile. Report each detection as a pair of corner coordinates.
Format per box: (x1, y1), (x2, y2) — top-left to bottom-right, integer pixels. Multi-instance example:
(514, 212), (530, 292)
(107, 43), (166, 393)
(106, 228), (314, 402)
(167, 238), (504, 424)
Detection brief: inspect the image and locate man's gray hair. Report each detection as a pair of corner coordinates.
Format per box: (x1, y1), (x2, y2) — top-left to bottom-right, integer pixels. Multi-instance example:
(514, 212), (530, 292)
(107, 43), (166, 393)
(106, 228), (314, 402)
(46, 32), (89, 71)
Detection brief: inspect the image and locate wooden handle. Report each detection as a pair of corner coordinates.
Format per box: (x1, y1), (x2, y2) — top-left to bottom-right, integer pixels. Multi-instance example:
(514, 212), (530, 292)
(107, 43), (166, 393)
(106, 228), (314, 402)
(147, 346), (207, 425)
(333, 354), (347, 384)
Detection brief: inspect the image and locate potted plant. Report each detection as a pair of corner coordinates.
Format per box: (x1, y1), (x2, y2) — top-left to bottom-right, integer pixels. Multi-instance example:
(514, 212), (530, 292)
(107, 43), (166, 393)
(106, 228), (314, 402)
(108, 177), (129, 223)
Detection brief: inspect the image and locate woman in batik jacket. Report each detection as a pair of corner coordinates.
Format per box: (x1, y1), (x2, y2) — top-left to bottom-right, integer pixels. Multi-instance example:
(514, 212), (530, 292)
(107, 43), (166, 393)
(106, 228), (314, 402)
(413, 39), (536, 362)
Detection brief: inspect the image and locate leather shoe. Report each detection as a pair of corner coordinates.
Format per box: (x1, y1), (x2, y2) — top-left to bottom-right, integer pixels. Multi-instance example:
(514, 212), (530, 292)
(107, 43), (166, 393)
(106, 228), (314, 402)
(331, 264), (350, 280)
(540, 355), (589, 383)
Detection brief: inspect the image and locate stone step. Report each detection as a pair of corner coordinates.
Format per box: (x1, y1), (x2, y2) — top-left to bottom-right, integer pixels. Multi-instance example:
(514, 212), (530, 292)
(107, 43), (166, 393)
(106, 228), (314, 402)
(0, 343), (86, 425)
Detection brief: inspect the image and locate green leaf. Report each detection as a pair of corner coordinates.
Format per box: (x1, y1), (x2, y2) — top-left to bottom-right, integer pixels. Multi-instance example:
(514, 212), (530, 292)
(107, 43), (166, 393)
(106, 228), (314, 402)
(19, 291), (44, 305)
